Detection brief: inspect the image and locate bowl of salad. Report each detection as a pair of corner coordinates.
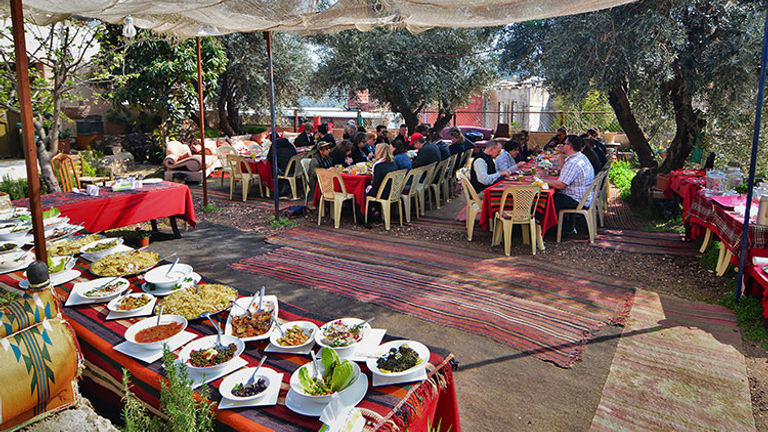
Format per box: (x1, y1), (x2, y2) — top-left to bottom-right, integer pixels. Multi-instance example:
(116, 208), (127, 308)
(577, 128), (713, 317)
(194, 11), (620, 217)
(289, 347), (360, 402)
(177, 335), (245, 372)
(80, 237), (124, 260)
(314, 318), (370, 353)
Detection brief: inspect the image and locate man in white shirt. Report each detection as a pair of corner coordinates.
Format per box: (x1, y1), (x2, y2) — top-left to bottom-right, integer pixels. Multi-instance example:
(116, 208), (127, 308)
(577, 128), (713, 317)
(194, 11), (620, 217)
(495, 140), (525, 174)
(470, 140), (512, 193)
(545, 134), (595, 235)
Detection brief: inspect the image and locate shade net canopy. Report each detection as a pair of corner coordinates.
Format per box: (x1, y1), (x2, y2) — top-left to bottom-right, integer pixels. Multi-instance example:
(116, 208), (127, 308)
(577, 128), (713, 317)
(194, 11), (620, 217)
(3, 0), (637, 37)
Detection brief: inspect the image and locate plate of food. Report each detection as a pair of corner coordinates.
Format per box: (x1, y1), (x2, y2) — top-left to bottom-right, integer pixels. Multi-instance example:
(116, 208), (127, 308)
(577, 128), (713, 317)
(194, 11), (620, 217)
(48, 234), (102, 257)
(0, 222), (31, 241)
(157, 283), (237, 319)
(79, 238), (124, 260)
(288, 347), (361, 403)
(90, 250), (160, 277)
(219, 367), (272, 402)
(224, 295), (278, 341)
(141, 272), (201, 296)
(124, 314), (187, 350)
(314, 318), (371, 353)
(0, 240), (24, 255)
(365, 340), (430, 378)
(177, 334), (245, 372)
(107, 292), (155, 313)
(72, 277), (130, 301)
(269, 320), (318, 349)
(0, 249), (33, 273)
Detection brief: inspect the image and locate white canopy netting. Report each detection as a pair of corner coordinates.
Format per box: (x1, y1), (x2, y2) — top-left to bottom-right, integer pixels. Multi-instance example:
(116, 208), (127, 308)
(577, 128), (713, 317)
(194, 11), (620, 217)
(3, 0), (637, 37)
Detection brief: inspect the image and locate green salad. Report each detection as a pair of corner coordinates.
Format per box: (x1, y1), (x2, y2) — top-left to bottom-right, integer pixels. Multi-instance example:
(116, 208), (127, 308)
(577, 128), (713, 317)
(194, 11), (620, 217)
(297, 347), (356, 396)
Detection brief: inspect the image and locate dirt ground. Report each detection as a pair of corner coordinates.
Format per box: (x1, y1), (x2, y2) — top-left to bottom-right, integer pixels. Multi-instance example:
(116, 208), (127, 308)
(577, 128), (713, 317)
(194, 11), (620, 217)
(178, 179), (768, 431)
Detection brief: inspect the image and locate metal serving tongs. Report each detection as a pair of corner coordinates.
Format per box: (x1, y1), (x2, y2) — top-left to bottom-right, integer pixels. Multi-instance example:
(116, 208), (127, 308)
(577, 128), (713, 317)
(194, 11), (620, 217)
(201, 311), (227, 350)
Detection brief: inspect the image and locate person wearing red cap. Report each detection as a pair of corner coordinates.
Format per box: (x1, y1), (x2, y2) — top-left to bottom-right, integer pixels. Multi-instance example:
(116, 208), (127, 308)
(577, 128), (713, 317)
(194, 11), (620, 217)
(411, 133), (440, 169)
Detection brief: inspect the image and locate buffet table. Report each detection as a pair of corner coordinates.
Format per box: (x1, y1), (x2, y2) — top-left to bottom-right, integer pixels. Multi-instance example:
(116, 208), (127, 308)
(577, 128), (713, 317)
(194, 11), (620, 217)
(312, 173), (372, 213)
(13, 181), (196, 237)
(0, 260), (459, 432)
(478, 177), (558, 233)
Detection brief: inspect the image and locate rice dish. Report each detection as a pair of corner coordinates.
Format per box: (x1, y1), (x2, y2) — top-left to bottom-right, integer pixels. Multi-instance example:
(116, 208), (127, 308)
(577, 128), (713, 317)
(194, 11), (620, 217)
(91, 250), (160, 276)
(158, 283), (237, 319)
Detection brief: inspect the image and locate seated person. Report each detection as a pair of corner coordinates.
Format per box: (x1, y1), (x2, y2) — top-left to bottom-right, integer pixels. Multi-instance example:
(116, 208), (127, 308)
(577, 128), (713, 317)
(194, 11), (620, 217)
(375, 125), (390, 144)
(308, 141), (334, 199)
(294, 122), (315, 148)
(315, 123), (336, 148)
(266, 135), (297, 174)
(350, 132), (372, 163)
(545, 134), (595, 235)
(587, 128), (608, 155)
(544, 127), (566, 150)
(579, 134), (603, 174)
(516, 130), (534, 161)
(330, 140), (354, 167)
(367, 143), (399, 198)
(584, 136), (607, 167)
(392, 124), (409, 149)
(391, 140), (412, 171)
(495, 140), (525, 174)
(448, 127), (472, 155)
(342, 121), (357, 140)
(411, 133), (441, 168)
(470, 140), (512, 193)
(428, 131), (451, 161)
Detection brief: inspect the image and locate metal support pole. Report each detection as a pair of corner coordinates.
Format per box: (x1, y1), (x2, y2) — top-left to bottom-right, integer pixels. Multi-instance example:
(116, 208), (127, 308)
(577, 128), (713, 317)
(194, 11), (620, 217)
(196, 37), (208, 207)
(264, 31), (280, 218)
(735, 2), (768, 302)
(10, 0), (46, 260)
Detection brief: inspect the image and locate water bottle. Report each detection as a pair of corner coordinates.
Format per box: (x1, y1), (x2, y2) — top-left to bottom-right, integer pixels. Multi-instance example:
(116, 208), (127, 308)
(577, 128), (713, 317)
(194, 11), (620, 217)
(758, 196), (768, 226)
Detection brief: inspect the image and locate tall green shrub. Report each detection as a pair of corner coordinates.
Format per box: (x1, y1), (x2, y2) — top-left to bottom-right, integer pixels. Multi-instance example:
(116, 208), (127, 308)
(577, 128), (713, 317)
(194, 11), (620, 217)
(608, 160), (635, 200)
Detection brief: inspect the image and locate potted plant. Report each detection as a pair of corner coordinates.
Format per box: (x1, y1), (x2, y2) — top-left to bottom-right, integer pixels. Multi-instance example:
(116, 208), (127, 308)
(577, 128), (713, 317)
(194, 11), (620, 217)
(136, 229), (151, 247)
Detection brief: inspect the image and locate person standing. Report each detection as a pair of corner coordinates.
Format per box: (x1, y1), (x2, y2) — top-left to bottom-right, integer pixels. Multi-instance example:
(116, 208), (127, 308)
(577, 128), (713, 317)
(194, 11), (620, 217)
(392, 124), (409, 149)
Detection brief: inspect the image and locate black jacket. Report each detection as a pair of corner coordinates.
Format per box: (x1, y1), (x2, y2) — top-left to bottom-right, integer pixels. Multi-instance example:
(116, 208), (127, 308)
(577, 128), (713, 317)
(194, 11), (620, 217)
(470, 151), (497, 193)
(330, 149), (351, 167)
(368, 161), (399, 197)
(294, 131), (315, 149)
(350, 146), (368, 164)
(267, 138), (297, 174)
(436, 141), (451, 161)
(412, 142), (441, 168)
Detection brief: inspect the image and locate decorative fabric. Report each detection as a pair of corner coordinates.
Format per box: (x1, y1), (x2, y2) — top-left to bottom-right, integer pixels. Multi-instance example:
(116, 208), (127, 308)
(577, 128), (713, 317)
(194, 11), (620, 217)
(479, 178), (557, 232)
(0, 287), (60, 339)
(0, 318), (81, 430)
(312, 172), (372, 213)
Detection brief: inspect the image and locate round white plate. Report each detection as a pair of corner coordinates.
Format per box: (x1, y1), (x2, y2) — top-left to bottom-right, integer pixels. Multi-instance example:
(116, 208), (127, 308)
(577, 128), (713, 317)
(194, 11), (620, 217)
(315, 317), (371, 353)
(366, 340), (430, 378)
(141, 272), (201, 296)
(285, 373), (368, 417)
(224, 295), (278, 342)
(269, 320), (318, 350)
(71, 277), (130, 301)
(19, 269), (81, 288)
(218, 367), (273, 402)
(142, 178), (163, 184)
(107, 292), (155, 313)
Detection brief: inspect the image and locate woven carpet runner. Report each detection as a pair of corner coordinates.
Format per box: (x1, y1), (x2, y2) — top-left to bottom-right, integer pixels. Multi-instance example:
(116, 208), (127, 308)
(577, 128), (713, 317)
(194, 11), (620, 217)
(590, 289), (755, 431)
(591, 229), (698, 257)
(230, 227), (635, 368)
(604, 186), (638, 230)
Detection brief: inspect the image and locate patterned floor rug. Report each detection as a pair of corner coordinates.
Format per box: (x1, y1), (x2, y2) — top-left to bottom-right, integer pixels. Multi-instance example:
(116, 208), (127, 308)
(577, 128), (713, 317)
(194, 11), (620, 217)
(590, 289), (755, 431)
(591, 229), (699, 257)
(230, 227), (635, 368)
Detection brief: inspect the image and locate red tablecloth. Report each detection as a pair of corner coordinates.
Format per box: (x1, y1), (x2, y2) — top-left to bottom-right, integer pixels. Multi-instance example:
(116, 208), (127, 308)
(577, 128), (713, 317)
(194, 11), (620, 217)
(0, 262), (460, 432)
(312, 173), (372, 213)
(664, 169), (706, 217)
(478, 178), (557, 233)
(14, 181), (196, 232)
(242, 159), (274, 193)
(745, 265), (768, 318)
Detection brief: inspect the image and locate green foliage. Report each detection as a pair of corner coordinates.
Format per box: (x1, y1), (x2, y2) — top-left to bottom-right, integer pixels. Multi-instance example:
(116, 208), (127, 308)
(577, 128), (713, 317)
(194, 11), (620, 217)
(201, 204), (221, 212)
(80, 150), (109, 177)
(0, 175), (48, 200)
(607, 160), (634, 200)
(556, 91), (621, 132)
(136, 228), (152, 239)
(268, 216), (297, 228)
(243, 125), (267, 135)
(95, 26), (227, 139)
(122, 350), (215, 432)
(313, 28), (498, 129)
(0, 290), (19, 308)
(701, 241), (722, 272)
(719, 293), (768, 351)
(634, 205), (684, 233)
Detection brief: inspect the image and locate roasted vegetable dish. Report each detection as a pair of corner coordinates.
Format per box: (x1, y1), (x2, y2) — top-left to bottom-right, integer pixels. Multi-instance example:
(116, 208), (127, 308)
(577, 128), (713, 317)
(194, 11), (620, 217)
(188, 343), (237, 368)
(116, 294), (151, 311)
(231, 309), (273, 338)
(276, 325), (311, 346)
(376, 345), (422, 373)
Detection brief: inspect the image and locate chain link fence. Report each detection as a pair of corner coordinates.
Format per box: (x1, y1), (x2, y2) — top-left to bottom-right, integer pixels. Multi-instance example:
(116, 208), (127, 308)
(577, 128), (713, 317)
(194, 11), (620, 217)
(420, 110), (622, 133)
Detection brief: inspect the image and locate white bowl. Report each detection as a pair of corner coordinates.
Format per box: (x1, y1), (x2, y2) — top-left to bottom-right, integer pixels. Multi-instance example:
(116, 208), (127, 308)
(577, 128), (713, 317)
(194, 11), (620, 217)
(177, 335), (244, 372)
(0, 224), (30, 240)
(0, 249), (31, 271)
(269, 321), (318, 349)
(314, 318), (371, 353)
(143, 263), (193, 290)
(219, 368), (272, 401)
(366, 340), (430, 378)
(79, 237), (124, 259)
(47, 255), (76, 276)
(289, 360), (361, 403)
(43, 216), (69, 228)
(107, 292), (155, 313)
(124, 314), (188, 350)
(0, 240), (23, 255)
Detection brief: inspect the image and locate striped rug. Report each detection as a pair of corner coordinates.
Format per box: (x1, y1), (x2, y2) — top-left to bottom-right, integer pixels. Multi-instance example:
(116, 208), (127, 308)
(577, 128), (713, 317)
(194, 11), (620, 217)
(591, 229), (698, 257)
(604, 186), (638, 230)
(407, 216), (467, 232)
(229, 227), (635, 368)
(590, 289), (755, 431)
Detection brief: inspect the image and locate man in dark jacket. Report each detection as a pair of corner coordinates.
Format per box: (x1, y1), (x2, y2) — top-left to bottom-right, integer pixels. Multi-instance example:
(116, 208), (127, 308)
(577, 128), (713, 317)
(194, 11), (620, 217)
(315, 123), (336, 148)
(294, 122), (315, 148)
(392, 124), (408, 149)
(411, 133), (440, 168)
(470, 140), (512, 193)
(267, 136), (297, 175)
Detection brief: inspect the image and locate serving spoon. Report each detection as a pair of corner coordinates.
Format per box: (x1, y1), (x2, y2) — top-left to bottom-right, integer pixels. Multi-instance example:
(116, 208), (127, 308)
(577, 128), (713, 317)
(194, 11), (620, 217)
(202, 311), (227, 350)
(248, 354), (268, 386)
(272, 310), (285, 337)
(310, 349), (322, 379)
(155, 304), (164, 326)
(164, 257), (180, 277)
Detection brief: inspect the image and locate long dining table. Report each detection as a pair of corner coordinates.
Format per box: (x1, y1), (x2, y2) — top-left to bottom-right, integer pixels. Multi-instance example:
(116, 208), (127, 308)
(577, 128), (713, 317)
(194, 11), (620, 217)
(13, 181), (196, 237)
(478, 176), (558, 233)
(0, 258), (460, 432)
(312, 172), (372, 214)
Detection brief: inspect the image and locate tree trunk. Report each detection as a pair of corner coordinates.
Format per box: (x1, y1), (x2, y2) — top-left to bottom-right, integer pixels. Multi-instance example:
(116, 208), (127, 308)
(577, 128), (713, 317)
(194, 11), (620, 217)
(226, 91), (240, 135)
(432, 107), (454, 133)
(33, 119), (60, 193)
(608, 85), (657, 168)
(401, 110), (420, 136)
(658, 77), (701, 174)
(217, 72), (236, 136)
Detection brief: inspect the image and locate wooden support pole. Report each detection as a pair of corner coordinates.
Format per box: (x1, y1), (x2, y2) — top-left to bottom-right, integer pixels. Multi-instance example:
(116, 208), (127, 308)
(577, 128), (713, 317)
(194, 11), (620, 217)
(10, 0), (46, 260)
(196, 37), (208, 207)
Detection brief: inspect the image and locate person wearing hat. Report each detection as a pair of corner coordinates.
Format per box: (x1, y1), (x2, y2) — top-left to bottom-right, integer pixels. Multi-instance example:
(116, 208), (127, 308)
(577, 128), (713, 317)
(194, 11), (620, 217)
(308, 141), (334, 201)
(411, 132), (440, 169)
